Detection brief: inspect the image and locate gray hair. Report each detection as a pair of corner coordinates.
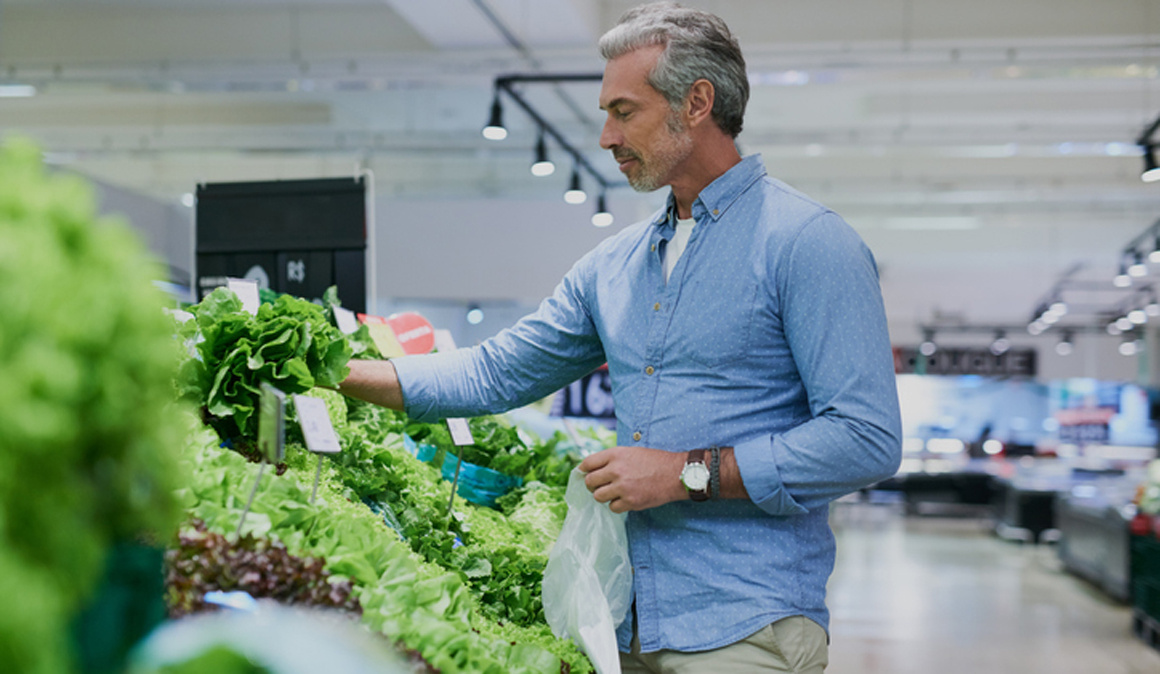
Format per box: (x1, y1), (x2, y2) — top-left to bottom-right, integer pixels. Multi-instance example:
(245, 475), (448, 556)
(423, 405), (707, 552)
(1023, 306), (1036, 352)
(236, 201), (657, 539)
(598, 2), (748, 138)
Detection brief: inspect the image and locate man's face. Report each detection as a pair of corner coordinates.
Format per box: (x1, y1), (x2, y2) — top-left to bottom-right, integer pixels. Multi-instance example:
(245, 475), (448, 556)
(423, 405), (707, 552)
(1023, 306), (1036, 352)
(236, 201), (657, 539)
(599, 45), (694, 193)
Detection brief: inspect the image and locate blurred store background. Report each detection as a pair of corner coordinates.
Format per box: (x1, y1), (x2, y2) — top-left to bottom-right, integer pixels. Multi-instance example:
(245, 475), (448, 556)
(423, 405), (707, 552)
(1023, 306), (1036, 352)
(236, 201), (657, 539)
(5, 1), (1160, 673)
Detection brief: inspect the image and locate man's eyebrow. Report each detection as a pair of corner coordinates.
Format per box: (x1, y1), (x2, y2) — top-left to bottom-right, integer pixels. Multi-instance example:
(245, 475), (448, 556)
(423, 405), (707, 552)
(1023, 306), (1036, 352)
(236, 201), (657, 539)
(600, 97), (632, 112)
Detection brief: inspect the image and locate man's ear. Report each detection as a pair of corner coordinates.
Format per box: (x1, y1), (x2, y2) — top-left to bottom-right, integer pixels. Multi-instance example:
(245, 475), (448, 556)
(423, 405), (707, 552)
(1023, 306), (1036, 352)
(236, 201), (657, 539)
(685, 79), (716, 128)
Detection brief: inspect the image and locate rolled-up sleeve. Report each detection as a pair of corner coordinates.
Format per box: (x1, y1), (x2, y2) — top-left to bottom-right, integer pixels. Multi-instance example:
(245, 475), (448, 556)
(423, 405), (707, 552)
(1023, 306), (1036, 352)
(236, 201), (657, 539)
(735, 211), (902, 515)
(391, 254), (608, 423)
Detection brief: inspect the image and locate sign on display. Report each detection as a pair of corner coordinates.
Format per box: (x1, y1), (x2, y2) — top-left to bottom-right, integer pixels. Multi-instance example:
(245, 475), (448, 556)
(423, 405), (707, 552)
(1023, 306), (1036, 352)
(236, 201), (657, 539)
(387, 312), (436, 355)
(893, 346), (1037, 377)
(552, 366), (615, 420)
(227, 277), (261, 316)
(257, 383), (286, 463)
(292, 394), (342, 454)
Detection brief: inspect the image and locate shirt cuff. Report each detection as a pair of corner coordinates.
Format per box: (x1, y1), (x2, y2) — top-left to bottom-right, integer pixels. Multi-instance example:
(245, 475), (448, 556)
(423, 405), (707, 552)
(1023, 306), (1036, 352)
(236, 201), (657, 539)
(388, 354), (441, 422)
(734, 435), (808, 516)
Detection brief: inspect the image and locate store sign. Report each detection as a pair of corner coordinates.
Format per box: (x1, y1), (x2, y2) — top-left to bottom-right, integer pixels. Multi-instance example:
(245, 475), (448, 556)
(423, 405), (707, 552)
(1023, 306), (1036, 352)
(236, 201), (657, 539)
(552, 366), (615, 420)
(1054, 405), (1117, 445)
(894, 346), (1036, 377)
(387, 312), (436, 355)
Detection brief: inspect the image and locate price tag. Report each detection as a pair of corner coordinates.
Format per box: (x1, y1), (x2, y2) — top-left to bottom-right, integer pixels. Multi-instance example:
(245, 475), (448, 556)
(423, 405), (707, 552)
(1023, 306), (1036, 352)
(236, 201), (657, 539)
(333, 306), (359, 335)
(258, 383), (286, 463)
(293, 394), (342, 453)
(365, 322), (407, 358)
(227, 278), (261, 316)
(433, 329), (458, 353)
(446, 417), (475, 446)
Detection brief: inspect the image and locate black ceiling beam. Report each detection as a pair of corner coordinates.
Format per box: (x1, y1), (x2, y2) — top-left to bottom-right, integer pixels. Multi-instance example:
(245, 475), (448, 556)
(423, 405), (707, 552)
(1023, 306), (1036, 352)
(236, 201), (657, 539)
(491, 73), (627, 192)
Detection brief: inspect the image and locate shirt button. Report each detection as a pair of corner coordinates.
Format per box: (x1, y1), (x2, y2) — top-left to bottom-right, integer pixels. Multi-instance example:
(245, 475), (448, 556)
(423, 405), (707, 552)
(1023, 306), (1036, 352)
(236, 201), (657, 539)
(650, 244), (656, 252)
(645, 365), (655, 375)
(633, 431), (642, 441)
(653, 302), (660, 311)
(712, 208), (719, 216)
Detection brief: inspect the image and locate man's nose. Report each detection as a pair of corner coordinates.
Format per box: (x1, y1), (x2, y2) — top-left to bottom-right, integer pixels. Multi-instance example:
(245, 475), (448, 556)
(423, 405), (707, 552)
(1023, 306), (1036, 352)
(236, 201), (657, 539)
(599, 119), (620, 150)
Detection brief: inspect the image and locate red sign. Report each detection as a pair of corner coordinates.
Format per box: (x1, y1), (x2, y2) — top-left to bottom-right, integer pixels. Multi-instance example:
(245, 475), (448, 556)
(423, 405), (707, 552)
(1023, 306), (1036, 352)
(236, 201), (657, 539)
(387, 312), (436, 355)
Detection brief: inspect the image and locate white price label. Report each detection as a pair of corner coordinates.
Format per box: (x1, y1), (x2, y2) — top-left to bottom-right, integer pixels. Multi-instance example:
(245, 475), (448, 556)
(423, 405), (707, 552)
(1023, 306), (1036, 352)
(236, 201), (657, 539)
(227, 278), (261, 316)
(446, 417), (475, 446)
(333, 306), (359, 335)
(433, 329), (458, 353)
(293, 394), (342, 454)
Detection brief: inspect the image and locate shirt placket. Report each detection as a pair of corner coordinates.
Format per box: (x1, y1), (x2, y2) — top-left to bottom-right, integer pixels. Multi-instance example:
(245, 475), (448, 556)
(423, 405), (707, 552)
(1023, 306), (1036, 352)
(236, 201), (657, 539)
(631, 205), (713, 652)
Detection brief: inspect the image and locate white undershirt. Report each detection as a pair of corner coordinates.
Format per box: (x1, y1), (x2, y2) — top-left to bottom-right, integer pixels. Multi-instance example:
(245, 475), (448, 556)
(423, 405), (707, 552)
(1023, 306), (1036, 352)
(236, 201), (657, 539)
(664, 217), (697, 283)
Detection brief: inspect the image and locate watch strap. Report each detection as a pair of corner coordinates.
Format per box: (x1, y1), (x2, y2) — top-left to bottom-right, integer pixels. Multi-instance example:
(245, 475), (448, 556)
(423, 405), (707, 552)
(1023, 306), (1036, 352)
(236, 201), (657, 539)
(708, 446), (721, 500)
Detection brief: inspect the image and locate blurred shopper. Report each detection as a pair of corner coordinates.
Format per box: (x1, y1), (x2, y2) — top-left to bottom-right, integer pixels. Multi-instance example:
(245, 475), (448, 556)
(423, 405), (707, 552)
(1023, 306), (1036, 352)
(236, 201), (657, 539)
(339, 3), (901, 672)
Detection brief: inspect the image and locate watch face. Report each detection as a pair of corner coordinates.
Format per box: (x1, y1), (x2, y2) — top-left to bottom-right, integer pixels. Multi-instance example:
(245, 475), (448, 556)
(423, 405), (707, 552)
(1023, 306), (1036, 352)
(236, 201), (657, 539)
(681, 462), (710, 491)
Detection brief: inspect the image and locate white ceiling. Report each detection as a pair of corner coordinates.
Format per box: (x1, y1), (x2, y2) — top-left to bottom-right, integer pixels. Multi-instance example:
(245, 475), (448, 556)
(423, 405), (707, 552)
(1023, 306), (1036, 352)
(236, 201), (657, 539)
(3, 0), (1160, 344)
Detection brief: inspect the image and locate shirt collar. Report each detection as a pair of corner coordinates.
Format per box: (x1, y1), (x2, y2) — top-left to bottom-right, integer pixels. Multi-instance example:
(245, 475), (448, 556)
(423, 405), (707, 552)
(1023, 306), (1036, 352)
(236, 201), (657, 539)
(650, 154), (767, 227)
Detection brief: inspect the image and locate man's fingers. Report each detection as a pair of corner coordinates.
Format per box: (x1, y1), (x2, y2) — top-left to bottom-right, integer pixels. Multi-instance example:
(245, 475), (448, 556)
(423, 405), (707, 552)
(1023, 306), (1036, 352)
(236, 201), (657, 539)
(592, 482), (620, 504)
(578, 448), (613, 474)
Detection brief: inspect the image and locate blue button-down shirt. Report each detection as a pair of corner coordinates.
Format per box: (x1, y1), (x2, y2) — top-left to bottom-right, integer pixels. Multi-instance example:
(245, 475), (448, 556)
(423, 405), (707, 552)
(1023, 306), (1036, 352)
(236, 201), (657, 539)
(392, 155), (902, 653)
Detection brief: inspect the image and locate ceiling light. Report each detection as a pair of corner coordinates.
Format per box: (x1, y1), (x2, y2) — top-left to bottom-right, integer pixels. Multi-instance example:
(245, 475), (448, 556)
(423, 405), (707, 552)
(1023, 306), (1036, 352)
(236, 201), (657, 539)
(530, 130), (554, 177)
(1130, 309), (1148, 324)
(919, 330), (937, 357)
(1042, 312), (1060, 325)
(1049, 301), (1067, 315)
(1146, 301), (1160, 316)
(1056, 332), (1074, 356)
(1114, 263), (1132, 287)
(990, 332), (1010, 356)
(466, 304), (484, 325)
(1116, 316), (1134, 331)
(1120, 340), (1138, 356)
(1144, 146), (1160, 183)
(1151, 236), (1160, 263)
(591, 193), (613, 228)
(1129, 254), (1148, 277)
(482, 95), (507, 141)
(180, 193), (195, 208)
(1027, 321), (1045, 335)
(564, 168), (587, 205)
(0, 84), (36, 98)
(1107, 322), (1123, 335)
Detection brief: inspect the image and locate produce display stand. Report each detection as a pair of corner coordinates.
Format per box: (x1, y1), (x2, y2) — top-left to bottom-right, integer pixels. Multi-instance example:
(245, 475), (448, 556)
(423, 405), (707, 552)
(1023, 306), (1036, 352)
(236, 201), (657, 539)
(1056, 493), (1132, 601)
(1132, 534), (1160, 652)
(992, 476), (1061, 543)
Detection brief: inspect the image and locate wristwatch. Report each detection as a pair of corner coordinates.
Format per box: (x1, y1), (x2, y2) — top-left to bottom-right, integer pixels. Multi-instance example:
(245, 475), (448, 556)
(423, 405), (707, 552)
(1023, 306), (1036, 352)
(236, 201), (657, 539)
(679, 449), (711, 502)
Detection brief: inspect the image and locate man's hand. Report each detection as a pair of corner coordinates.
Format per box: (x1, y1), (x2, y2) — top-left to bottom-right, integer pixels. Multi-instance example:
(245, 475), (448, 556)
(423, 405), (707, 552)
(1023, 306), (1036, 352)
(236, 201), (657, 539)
(579, 446), (687, 513)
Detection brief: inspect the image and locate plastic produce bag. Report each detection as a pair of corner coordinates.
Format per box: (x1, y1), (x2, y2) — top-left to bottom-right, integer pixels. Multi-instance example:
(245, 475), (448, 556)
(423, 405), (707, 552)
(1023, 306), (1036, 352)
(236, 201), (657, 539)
(542, 468), (633, 674)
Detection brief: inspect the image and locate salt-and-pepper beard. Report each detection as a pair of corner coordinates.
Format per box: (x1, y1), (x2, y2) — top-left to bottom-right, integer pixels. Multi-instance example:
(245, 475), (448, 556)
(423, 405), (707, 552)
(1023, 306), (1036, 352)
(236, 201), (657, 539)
(619, 109), (695, 193)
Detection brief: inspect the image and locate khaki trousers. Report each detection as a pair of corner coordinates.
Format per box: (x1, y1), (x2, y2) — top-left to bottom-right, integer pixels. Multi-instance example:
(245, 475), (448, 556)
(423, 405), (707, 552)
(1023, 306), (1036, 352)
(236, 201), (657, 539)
(619, 615), (829, 674)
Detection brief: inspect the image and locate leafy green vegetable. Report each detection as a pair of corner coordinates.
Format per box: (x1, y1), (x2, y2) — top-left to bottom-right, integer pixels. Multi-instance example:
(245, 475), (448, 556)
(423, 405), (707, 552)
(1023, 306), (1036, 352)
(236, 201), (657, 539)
(179, 289), (352, 440)
(164, 519), (359, 618)
(176, 425), (590, 674)
(0, 137), (193, 674)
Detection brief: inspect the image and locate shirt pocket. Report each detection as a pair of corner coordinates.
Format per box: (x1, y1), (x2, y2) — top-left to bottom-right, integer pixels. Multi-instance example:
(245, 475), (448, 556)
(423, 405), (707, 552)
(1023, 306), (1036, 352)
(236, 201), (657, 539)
(670, 275), (758, 369)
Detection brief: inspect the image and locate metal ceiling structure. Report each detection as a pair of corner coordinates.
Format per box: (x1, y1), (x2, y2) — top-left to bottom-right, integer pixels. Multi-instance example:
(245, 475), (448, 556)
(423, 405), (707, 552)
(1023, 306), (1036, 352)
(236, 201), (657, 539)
(3, 0), (1160, 350)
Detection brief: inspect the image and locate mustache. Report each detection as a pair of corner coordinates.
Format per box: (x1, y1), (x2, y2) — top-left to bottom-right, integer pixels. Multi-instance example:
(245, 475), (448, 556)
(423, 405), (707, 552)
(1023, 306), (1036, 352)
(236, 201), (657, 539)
(613, 149), (641, 163)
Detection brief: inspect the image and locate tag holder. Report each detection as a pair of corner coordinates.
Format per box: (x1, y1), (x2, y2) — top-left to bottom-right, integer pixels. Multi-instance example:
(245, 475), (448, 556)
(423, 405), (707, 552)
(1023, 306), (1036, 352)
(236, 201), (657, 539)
(236, 383), (286, 540)
(293, 394), (343, 504)
(444, 417), (476, 523)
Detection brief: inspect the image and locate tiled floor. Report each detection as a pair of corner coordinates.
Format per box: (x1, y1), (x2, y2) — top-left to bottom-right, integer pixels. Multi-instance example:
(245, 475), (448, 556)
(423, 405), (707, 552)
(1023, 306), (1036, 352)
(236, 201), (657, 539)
(826, 503), (1160, 674)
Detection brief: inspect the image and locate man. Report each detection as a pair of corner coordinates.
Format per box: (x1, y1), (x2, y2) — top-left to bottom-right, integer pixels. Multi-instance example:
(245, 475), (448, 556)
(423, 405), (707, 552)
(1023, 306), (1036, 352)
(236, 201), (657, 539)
(339, 2), (901, 672)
